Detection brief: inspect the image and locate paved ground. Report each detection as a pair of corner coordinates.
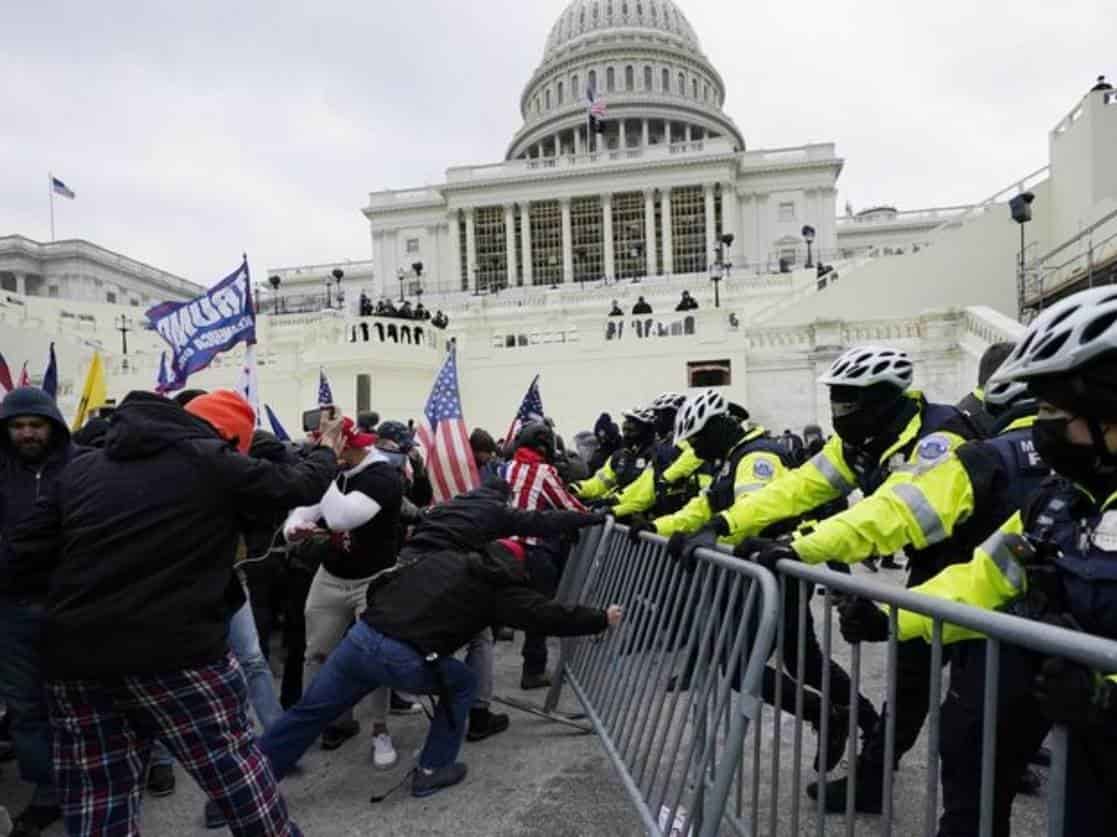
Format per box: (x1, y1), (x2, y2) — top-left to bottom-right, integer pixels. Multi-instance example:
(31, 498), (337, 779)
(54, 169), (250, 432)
(1, 564), (1054, 835)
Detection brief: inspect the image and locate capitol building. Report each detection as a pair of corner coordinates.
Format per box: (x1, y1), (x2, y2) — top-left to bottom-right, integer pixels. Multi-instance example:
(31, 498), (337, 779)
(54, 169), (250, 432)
(2, 0), (1116, 437)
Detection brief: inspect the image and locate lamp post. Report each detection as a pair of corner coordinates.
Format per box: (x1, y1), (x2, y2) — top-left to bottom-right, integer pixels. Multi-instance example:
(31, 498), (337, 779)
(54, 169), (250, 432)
(397, 268), (407, 302)
(1009, 192), (1036, 316)
(324, 276), (332, 309)
(709, 234), (734, 309)
(332, 268), (344, 310)
(801, 224), (816, 269)
(268, 274), (281, 314)
(116, 314), (132, 356)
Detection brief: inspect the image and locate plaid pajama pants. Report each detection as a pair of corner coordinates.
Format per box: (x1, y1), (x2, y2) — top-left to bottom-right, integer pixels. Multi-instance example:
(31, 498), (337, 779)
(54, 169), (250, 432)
(47, 652), (301, 837)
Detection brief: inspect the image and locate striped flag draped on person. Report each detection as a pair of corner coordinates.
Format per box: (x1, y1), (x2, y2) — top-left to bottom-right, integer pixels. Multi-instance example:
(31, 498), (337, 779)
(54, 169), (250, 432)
(504, 375), (544, 448)
(416, 346), (479, 503)
(0, 351), (13, 396)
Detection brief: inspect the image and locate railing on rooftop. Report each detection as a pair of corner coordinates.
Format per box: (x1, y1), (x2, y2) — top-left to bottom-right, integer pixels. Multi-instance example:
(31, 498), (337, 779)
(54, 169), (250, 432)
(1023, 205), (1117, 308)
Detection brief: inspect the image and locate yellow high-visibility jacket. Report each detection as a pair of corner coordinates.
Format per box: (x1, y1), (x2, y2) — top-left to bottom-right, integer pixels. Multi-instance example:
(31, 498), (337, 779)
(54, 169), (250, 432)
(574, 444), (655, 501)
(612, 441), (704, 518)
(719, 394), (971, 548)
(654, 427), (788, 545)
(896, 492), (1117, 685)
(790, 416), (1037, 566)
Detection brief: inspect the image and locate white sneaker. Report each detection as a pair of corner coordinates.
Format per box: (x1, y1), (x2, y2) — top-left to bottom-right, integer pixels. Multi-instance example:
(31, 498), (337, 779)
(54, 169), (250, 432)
(371, 733), (398, 769)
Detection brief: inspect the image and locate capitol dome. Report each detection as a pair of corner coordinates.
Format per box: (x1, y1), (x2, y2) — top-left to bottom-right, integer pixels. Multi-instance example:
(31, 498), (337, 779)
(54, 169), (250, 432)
(506, 0), (744, 160)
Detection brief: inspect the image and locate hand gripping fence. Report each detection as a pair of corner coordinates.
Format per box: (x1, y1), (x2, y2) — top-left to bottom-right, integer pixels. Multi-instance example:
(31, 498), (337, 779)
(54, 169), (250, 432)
(499, 519), (781, 837)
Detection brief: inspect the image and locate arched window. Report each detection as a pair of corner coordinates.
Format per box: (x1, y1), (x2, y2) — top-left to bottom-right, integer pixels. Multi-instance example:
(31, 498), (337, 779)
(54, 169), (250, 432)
(704, 83), (710, 102)
(557, 81), (564, 104)
(661, 67), (669, 92)
(644, 65), (653, 90)
(545, 88), (551, 109)
(677, 72), (685, 95)
(606, 66), (616, 92)
(625, 65), (634, 90)
(692, 78), (698, 99)
(572, 73), (580, 98)
(534, 96), (540, 113)
(589, 69), (597, 93)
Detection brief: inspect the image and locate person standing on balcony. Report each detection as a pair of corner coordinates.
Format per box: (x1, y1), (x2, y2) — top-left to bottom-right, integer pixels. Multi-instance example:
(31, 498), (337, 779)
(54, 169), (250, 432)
(632, 296), (653, 315)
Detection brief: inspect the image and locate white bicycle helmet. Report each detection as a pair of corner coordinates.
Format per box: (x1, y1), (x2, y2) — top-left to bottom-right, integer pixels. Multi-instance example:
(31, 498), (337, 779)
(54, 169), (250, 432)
(673, 389), (728, 446)
(651, 392), (687, 411)
(983, 378), (1029, 409)
(989, 287), (1117, 385)
(818, 345), (914, 390)
(621, 406), (658, 426)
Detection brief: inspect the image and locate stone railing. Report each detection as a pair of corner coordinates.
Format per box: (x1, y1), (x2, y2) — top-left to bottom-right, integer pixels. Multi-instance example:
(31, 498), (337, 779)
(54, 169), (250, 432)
(961, 306), (1025, 346)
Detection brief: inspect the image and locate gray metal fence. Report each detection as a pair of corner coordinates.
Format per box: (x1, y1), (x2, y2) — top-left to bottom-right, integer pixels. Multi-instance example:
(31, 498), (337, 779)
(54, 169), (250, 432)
(764, 559), (1117, 837)
(519, 520), (782, 837)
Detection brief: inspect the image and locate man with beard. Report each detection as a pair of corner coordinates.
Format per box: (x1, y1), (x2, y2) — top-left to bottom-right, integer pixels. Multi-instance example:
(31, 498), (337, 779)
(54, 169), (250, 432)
(0, 387), (76, 837)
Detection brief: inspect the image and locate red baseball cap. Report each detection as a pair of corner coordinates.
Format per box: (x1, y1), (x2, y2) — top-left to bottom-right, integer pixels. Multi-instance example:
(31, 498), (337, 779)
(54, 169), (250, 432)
(496, 538), (526, 562)
(341, 416), (377, 450)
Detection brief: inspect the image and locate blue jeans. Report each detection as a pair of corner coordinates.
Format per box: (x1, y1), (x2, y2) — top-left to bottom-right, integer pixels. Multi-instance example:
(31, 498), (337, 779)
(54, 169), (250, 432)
(0, 597), (59, 806)
(151, 597), (282, 769)
(261, 621), (475, 776)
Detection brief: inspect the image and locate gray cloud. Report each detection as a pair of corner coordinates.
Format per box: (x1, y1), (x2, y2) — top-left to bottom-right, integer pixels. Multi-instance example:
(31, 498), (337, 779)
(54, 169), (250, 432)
(1, 0), (1112, 285)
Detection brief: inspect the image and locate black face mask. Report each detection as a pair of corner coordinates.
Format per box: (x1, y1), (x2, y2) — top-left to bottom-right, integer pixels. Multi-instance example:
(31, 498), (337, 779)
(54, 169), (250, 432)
(832, 409), (878, 446)
(1031, 417), (1111, 489)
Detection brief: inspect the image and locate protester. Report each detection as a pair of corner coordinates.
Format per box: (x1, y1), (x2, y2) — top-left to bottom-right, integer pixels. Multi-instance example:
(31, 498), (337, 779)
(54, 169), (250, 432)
(259, 479), (618, 798)
(470, 427), (503, 481)
(8, 389), (345, 837)
(675, 290), (698, 311)
(588, 412), (621, 473)
(608, 300), (623, 317)
(632, 296), (653, 315)
(0, 387), (75, 836)
(283, 417), (404, 766)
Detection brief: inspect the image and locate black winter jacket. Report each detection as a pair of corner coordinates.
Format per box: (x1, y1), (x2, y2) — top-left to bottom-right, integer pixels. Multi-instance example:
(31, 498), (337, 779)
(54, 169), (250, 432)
(0, 387), (77, 596)
(365, 481), (607, 655)
(8, 391), (337, 679)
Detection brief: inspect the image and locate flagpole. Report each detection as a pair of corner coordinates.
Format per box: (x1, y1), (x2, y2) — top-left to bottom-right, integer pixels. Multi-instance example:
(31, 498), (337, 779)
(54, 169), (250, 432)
(48, 171), (55, 241)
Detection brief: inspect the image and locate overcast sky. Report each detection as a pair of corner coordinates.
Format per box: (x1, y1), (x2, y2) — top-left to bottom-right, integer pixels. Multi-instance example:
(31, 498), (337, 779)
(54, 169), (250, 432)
(2, 0), (1113, 286)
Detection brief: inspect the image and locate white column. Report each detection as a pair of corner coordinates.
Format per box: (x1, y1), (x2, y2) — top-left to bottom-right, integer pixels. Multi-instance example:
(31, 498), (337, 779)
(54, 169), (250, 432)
(16, 274), (26, 295)
(446, 213), (461, 292)
(685, 123), (693, 143)
(662, 189), (675, 275)
(520, 203), (533, 286)
(643, 188), (657, 276)
(574, 126), (583, 155)
(739, 194), (756, 271)
(503, 204), (516, 287)
(755, 194), (770, 271)
(704, 183), (717, 271)
(427, 224), (441, 293)
(722, 183), (740, 264)
(560, 198), (573, 284)
(642, 119), (650, 147)
(602, 193), (615, 280)
(820, 187), (837, 259)
(618, 120), (627, 149)
(464, 208), (477, 291)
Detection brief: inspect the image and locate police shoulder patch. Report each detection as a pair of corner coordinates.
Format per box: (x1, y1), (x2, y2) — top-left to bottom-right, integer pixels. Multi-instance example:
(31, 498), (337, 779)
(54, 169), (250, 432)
(917, 434), (950, 463)
(753, 458), (775, 479)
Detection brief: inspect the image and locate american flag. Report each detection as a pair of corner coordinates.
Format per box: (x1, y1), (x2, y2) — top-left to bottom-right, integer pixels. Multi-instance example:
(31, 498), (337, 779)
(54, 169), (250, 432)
(236, 344), (262, 427)
(504, 375), (544, 447)
(318, 368), (334, 406)
(416, 347), (480, 503)
(586, 79), (607, 118)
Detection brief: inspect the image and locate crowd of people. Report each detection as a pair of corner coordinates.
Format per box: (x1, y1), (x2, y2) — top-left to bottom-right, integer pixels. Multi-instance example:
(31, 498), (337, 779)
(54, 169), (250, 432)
(357, 292), (449, 330)
(3, 284), (1117, 835)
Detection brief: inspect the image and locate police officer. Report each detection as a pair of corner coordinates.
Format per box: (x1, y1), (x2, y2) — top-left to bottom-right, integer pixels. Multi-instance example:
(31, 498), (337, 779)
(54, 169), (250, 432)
(956, 341), (1017, 437)
(679, 345), (981, 810)
(574, 408), (658, 506)
(611, 393), (705, 519)
(751, 365), (1047, 811)
(840, 287), (1117, 836)
(628, 390), (878, 771)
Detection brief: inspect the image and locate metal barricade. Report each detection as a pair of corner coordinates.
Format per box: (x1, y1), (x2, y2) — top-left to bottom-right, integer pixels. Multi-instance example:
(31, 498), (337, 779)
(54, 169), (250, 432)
(538, 520), (782, 837)
(758, 559), (1117, 837)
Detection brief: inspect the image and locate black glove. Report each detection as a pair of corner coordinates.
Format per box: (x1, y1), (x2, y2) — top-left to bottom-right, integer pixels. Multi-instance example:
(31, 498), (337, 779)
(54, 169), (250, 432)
(581, 512), (609, 528)
(627, 515), (655, 545)
(589, 497), (618, 512)
(733, 537), (796, 573)
(1034, 657), (1116, 725)
(837, 597), (890, 643)
(667, 525), (720, 572)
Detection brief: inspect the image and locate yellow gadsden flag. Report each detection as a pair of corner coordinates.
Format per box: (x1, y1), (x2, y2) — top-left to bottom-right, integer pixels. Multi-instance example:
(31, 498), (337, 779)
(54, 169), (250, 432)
(72, 351), (107, 431)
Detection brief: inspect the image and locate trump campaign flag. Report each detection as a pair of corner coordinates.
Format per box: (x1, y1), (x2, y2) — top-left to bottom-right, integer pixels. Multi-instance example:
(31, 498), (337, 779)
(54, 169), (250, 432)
(317, 368), (334, 406)
(505, 374), (544, 446)
(147, 257), (255, 393)
(416, 346), (479, 503)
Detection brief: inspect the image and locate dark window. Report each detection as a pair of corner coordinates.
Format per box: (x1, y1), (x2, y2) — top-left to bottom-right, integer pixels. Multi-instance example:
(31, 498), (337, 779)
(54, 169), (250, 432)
(687, 360), (731, 387)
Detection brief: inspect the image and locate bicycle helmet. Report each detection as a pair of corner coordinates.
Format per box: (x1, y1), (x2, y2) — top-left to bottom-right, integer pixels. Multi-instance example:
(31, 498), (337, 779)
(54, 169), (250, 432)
(818, 345), (914, 390)
(673, 389), (728, 446)
(651, 392), (687, 412)
(990, 287), (1117, 384)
